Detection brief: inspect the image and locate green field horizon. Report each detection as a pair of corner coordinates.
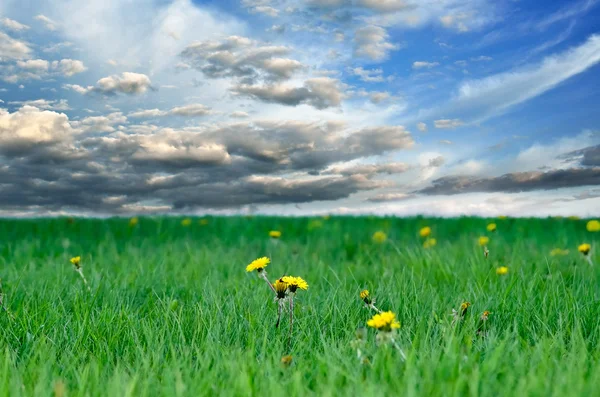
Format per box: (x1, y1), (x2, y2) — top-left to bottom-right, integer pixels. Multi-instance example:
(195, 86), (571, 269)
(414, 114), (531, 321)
(1, 216), (599, 396)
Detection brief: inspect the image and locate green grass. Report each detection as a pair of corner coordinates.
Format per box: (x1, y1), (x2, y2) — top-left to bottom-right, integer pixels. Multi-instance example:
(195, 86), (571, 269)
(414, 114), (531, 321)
(0, 216), (599, 396)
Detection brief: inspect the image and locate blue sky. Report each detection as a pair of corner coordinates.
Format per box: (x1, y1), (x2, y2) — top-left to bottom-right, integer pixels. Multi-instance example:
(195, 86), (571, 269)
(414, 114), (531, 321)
(0, 0), (599, 217)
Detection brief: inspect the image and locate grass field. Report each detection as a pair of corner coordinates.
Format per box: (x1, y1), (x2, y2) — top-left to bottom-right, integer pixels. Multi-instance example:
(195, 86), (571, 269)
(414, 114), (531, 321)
(0, 216), (599, 396)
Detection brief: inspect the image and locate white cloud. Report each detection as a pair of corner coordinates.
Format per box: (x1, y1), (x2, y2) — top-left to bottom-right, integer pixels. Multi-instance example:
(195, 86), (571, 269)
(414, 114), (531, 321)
(230, 111), (249, 118)
(0, 31), (32, 61)
(351, 66), (385, 82)
(34, 14), (58, 31)
(417, 122), (427, 132)
(51, 59), (87, 77)
(449, 34), (600, 121)
(434, 119), (463, 129)
(353, 25), (399, 61)
(129, 104), (212, 118)
(412, 61), (439, 69)
(65, 72), (152, 95)
(8, 99), (70, 111)
(369, 91), (391, 103)
(17, 59), (49, 72)
(1, 17), (30, 31)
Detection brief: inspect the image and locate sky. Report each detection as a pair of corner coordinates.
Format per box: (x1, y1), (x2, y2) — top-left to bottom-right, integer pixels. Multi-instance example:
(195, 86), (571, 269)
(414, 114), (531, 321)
(0, 0), (599, 217)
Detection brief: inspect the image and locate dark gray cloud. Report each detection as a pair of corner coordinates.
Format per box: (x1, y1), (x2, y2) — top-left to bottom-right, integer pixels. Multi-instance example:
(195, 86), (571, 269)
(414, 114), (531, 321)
(0, 107), (414, 213)
(417, 168), (600, 195)
(562, 144), (600, 167)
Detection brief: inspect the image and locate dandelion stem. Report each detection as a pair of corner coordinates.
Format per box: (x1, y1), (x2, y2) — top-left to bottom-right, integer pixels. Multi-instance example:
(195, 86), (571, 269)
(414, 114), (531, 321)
(276, 299), (283, 328)
(76, 268), (91, 293)
(390, 338), (407, 361)
(586, 256), (594, 266)
(287, 295), (295, 350)
(259, 271), (277, 295)
(369, 303), (382, 313)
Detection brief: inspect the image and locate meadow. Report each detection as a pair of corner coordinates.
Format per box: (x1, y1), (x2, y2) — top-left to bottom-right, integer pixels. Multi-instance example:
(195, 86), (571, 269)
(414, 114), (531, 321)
(0, 216), (599, 396)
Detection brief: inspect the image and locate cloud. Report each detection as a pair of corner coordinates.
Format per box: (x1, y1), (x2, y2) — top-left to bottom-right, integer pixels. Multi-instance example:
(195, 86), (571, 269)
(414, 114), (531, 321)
(250, 5), (279, 17)
(8, 99), (70, 111)
(434, 119), (463, 129)
(369, 91), (391, 103)
(324, 162), (410, 176)
(232, 77), (345, 109)
(0, 106), (76, 156)
(0, 31), (32, 61)
(129, 104), (212, 118)
(1, 17), (30, 31)
(351, 66), (385, 82)
(471, 55), (493, 61)
(230, 111), (249, 118)
(439, 140), (453, 145)
(417, 122), (427, 132)
(64, 72), (152, 95)
(366, 192), (414, 202)
(562, 144), (600, 167)
(353, 25), (399, 61)
(443, 34), (600, 122)
(34, 14), (58, 31)
(417, 168), (600, 195)
(17, 59), (49, 72)
(51, 59), (87, 77)
(180, 36), (302, 83)
(412, 61), (439, 69)
(356, 0), (411, 12)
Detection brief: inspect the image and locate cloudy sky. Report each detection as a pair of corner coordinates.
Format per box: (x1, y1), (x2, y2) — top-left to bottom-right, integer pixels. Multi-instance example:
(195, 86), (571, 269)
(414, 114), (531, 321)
(0, 0), (599, 217)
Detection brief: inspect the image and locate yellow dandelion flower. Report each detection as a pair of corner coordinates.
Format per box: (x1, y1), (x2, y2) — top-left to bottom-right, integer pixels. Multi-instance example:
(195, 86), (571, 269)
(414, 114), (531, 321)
(129, 217), (139, 227)
(487, 223), (497, 232)
(360, 289), (372, 304)
(478, 236), (490, 246)
(460, 301), (471, 317)
(70, 256), (81, 269)
(419, 226), (431, 238)
(568, 216), (580, 220)
(550, 248), (569, 256)
(587, 220), (600, 232)
(181, 218), (192, 227)
(497, 215), (507, 219)
(480, 311), (491, 321)
(578, 243), (591, 256)
(273, 278), (288, 299)
(199, 219), (209, 226)
(269, 230), (282, 239)
(281, 355), (293, 366)
(496, 266), (509, 275)
(246, 257), (270, 272)
(367, 311), (401, 332)
(372, 231), (387, 243)
(282, 276), (308, 293)
(423, 238), (437, 249)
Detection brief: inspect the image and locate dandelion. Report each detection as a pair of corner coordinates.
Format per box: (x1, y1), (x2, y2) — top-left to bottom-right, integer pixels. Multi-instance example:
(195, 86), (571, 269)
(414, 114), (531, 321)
(307, 219), (323, 231)
(199, 219), (209, 226)
(350, 327), (368, 361)
(587, 220), (600, 232)
(280, 355), (293, 367)
(360, 289), (381, 313)
(423, 238), (437, 249)
(579, 243), (593, 265)
(569, 216), (580, 220)
(70, 256), (91, 293)
(479, 236), (490, 246)
(273, 277), (289, 328)
(496, 266), (509, 275)
(497, 215), (507, 219)
(246, 257), (276, 294)
(452, 301), (471, 324)
(419, 226), (431, 238)
(477, 311), (491, 337)
(269, 230), (282, 239)
(282, 276), (308, 293)
(550, 248), (569, 256)
(487, 223), (497, 232)
(367, 311), (401, 332)
(246, 257), (270, 273)
(367, 311), (406, 359)
(372, 231), (387, 243)
(129, 217), (139, 227)
(181, 218), (192, 227)
(484, 247), (489, 258)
